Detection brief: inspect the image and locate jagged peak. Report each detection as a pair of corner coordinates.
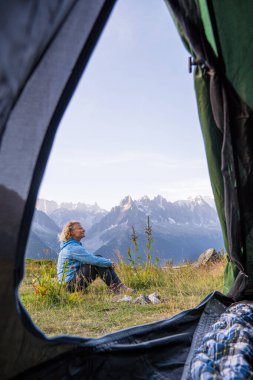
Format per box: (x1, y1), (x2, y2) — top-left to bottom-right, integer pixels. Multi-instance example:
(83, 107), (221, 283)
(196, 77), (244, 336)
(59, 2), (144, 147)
(120, 195), (134, 209)
(187, 195), (206, 206)
(139, 195), (150, 201)
(154, 194), (167, 203)
(174, 199), (190, 207)
(37, 198), (106, 214)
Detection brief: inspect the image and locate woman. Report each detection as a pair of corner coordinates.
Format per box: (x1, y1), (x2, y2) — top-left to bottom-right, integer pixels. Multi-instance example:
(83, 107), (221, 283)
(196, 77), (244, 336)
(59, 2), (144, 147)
(57, 221), (134, 293)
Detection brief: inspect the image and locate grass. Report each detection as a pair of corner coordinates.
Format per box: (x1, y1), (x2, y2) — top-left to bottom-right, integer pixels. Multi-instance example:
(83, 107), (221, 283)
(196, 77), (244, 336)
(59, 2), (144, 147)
(19, 258), (226, 338)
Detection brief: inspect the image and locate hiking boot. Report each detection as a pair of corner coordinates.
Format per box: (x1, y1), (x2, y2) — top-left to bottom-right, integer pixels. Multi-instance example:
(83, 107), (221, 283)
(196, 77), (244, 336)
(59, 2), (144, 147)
(117, 284), (136, 294)
(110, 283), (136, 294)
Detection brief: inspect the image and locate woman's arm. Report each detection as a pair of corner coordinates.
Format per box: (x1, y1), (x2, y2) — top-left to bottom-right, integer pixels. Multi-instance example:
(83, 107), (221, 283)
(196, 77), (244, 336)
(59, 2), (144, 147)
(70, 245), (113, 267)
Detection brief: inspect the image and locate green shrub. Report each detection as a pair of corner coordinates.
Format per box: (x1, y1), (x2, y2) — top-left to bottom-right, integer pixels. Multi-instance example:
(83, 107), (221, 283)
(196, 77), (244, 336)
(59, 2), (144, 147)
(117, 261), (166, 289)
(30, 260), (83, 306)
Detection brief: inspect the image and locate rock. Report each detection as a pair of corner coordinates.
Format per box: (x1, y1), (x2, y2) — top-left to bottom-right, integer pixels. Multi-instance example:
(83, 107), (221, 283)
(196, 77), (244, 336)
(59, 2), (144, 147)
(148, 292), (161, 304)
(112, 292), (162, 305)
(116, 295), (133, 303)
(196, 248), (219, 267)
(133, 294), (151, 305)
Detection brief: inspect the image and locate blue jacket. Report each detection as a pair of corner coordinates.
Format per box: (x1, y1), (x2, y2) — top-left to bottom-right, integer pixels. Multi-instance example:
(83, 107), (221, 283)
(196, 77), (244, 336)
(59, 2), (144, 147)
(57, 238), (112, 283)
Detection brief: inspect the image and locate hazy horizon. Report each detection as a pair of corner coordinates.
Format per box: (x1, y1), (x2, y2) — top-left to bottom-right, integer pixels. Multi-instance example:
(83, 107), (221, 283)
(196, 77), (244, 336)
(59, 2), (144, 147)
(37, 193), (215, 212)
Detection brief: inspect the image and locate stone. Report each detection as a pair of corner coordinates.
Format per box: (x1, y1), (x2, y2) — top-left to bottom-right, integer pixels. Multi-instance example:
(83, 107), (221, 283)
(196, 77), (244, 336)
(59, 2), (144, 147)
(196, 248), (219, 267)
(133, 294), (151, 305)
(116, 295), (133, 303)
(148, 292), (161, 304)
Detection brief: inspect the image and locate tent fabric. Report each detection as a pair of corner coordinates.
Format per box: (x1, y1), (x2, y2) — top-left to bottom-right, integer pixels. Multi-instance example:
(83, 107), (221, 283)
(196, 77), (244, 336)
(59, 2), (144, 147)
(0, 0), (252, 378)
(207, 0), (253, 297)
(0, 1), (117, 378)
(0, 1), (75, 140)
(12, 293), (232, 380)
(166, 0), (253, 300)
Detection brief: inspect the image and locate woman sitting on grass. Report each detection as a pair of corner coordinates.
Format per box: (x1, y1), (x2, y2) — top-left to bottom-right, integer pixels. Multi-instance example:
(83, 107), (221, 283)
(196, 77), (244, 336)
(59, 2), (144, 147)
(57, 221), (134, 294)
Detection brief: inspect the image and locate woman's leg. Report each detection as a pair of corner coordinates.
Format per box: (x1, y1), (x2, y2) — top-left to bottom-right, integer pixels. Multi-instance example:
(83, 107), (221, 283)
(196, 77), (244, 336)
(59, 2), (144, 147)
(65, 265), (93, 292)
(87, 266), (135, 294)
(80, 265), (122, 288)
(67, 264), (122, 291)
(66, 253), (134, 293)
(93, 266), (122, 288)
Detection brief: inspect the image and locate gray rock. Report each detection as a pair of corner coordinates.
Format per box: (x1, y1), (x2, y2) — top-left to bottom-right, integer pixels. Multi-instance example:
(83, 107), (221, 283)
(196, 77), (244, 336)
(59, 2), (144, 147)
(196, 248), (219, 267)
(133, 294), (151, 305)
(148, 292), (161, 304)
(116, 295), (133, 303)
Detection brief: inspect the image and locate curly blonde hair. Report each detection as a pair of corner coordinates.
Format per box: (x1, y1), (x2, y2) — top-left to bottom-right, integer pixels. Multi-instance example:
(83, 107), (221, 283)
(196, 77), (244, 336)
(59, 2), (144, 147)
(59, 221), (80, 242)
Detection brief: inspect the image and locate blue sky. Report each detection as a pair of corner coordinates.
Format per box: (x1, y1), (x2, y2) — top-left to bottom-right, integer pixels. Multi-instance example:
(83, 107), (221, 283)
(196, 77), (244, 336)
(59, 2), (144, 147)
(38, 0), (213, 210)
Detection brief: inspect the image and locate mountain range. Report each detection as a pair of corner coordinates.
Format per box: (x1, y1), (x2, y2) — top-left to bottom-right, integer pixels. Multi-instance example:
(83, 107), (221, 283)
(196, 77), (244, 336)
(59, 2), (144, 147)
(26, 195), (224, 265)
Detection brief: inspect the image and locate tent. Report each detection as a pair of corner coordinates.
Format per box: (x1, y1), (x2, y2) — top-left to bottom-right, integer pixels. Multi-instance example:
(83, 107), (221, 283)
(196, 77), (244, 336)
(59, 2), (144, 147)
(0, 0), (252, 378)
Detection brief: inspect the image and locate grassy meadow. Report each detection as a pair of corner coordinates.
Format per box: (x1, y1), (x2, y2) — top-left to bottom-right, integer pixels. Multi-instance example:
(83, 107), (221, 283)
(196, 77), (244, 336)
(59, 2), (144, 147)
(19, 257), (226, 338)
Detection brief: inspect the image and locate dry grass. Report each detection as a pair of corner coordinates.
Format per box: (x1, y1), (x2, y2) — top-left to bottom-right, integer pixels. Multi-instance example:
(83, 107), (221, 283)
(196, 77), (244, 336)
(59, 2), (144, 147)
(19, 259), (226, 338)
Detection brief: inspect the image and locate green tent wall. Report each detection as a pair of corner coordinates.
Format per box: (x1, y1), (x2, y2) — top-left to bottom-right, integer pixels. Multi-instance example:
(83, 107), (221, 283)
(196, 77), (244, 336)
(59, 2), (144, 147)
(166, 0), (253, 299)
(0, 0), (253, 378)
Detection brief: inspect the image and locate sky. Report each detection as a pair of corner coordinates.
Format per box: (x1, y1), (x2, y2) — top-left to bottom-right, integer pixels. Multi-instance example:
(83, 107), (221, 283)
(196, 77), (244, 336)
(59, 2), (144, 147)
(38, 0), (213, 211)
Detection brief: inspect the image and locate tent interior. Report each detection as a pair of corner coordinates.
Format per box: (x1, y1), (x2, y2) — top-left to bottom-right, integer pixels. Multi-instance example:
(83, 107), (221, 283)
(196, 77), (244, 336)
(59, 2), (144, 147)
(1, 0), (253, 379)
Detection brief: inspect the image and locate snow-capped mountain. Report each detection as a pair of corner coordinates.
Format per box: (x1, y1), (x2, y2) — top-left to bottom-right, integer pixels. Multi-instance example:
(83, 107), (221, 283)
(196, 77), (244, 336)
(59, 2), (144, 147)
(36, 199), (58, 214)
(25, 200), (107, 259)
(26, 209), (60, 259)
(37, 199), (107, 229)
(26, 195), (224, 264)
(84, 195), (223, 264)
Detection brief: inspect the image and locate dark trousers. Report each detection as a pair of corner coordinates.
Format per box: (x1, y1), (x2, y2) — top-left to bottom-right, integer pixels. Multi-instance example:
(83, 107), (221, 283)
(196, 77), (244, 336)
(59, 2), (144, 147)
(66, 264), (122, 292)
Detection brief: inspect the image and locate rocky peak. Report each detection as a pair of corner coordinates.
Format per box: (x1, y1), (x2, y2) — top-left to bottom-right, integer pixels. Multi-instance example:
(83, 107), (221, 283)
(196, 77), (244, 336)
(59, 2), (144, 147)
(140, 195), (150, 202)
(120, 195), (134, 211)
(187, 195), (207, 206)
(36, 199), (58, 214)
(153, 195), (167, 208)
